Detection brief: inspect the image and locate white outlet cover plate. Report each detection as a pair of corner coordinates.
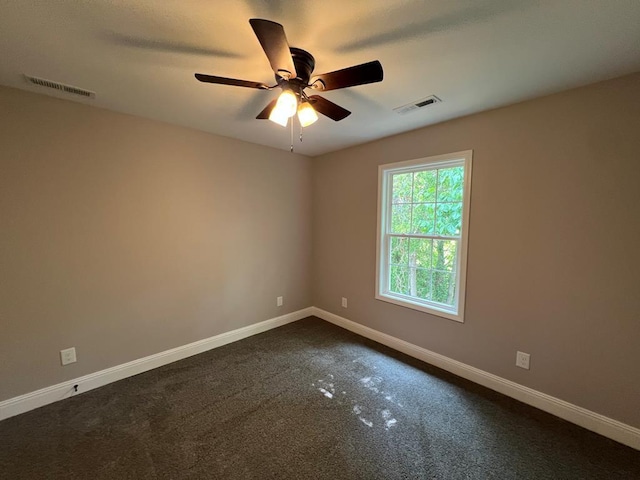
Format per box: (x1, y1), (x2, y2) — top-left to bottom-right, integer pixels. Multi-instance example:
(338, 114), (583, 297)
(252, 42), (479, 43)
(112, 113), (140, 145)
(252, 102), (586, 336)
(60, 347), (77, 366)
(516, 351), (530, 370)
(341, 297), (348, 308)
(276, 296), (283, 307)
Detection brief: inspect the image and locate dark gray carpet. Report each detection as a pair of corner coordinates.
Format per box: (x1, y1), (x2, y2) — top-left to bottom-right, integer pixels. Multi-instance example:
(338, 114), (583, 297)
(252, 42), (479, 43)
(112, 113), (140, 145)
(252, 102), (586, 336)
(1, 317), (638, 479)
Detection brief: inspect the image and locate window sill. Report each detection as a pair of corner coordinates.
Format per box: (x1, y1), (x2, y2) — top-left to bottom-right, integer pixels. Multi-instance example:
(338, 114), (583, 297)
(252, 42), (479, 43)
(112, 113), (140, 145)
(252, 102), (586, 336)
(375, 292), (464, 323)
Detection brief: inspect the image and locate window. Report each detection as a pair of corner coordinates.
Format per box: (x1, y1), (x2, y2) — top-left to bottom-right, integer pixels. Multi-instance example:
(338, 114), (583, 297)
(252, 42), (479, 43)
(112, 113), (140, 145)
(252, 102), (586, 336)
(376, 151), (472, 322)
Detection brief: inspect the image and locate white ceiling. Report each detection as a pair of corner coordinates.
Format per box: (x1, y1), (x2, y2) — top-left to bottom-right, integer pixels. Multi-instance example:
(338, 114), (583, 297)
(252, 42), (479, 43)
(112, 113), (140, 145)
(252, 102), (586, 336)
(2, 1), (639, 157)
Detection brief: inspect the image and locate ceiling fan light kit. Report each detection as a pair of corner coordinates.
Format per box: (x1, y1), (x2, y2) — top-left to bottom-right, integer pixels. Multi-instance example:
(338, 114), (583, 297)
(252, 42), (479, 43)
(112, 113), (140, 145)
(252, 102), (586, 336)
(195, 18), (383, 146)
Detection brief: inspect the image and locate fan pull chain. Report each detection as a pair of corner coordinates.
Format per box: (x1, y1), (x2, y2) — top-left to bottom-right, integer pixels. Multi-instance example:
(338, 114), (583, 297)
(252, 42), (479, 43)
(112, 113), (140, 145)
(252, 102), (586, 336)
(300, 125), (303, 143)
(290, 117), (294, 153)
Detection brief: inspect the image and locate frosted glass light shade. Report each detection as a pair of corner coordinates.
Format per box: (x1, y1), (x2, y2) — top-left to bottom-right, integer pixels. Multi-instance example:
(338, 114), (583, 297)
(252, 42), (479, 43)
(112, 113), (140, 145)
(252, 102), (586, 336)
(276, 90), (297, 117)
(269, 90), (297, 127)
(297, 102), (318, 127)
(269, 107), (289, 127)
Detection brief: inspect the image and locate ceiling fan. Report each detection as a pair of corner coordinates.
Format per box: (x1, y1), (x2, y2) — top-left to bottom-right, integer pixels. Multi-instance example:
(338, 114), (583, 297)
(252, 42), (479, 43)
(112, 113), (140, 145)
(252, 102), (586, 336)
(195, 19), (383, 128)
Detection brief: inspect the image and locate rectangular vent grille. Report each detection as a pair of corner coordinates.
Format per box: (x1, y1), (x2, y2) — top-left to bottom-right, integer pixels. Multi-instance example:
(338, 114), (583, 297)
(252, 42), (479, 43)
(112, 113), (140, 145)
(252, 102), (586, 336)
(394, 95), (441, 115)
(24, 75), (95, 98)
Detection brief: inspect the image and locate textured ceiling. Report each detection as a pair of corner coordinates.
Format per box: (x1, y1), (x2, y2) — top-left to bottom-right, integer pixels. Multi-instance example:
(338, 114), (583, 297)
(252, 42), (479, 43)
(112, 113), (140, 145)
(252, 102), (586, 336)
(1, 1), (639, 156)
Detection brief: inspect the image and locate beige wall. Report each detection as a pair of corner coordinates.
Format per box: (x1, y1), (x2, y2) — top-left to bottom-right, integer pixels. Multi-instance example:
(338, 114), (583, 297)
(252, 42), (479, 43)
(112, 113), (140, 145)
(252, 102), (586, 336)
(312, 72), (640, 428)
(2, 72), (639, 429)
(0, 86), (312, 400)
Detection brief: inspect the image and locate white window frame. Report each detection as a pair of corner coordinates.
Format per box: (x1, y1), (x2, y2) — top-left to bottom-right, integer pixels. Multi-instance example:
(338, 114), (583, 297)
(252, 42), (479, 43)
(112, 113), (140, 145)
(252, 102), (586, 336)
(375, 150), (473, 323)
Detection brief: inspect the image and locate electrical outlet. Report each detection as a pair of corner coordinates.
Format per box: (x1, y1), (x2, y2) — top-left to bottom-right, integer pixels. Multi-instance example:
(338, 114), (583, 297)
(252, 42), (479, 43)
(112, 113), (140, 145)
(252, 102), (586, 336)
(60, 347), (77, 366)
(516, 351), (530, 370)
(276, 296), (283, 307)
(341, 297), (348, 308)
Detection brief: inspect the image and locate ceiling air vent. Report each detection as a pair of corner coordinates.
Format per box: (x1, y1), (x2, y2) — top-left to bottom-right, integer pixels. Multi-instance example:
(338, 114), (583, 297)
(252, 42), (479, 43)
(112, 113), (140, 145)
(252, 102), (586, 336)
(393, 95), (441, 115)
(24, 75), (96, 98)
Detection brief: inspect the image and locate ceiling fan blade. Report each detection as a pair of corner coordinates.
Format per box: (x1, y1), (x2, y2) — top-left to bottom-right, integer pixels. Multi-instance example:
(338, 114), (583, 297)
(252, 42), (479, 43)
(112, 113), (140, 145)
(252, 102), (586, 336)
(308, 95), (351, 121)
(195, 73), (270, 90)
(249, 19), (297, 79)
(310, 60), (383, 91)
(256, 99), (278, 119)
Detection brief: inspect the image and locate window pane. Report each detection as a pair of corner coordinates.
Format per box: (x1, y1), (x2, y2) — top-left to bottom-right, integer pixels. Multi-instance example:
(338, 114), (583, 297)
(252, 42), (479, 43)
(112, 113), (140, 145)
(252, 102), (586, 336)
(413, 170), (437, 203)
(390, 237), (409, 265)
(432, 271), (456, 306)
(409, 238), (432, 269)
(437, 166), (464, 202)
(435, 202), (462, 236)
(391, 204), (411, 233)
(415, 268), (431, 300)
(432, 240), (457, 272)
(411, 203), (435, 234)
(392, 173), (412, 204)
(390, 265), (410, 295)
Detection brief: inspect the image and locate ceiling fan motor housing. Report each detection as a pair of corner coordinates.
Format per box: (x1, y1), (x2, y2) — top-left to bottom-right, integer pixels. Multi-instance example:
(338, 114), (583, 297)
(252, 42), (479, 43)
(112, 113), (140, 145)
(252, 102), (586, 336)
(277, 47), (316, 92)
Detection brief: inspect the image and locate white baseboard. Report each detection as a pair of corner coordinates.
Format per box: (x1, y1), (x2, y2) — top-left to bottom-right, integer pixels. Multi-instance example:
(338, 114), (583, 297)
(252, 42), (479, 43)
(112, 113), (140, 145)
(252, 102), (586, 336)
(312, 307), (640, 451)
(0, 307), (313, 421)
(3, 306), (638, 451)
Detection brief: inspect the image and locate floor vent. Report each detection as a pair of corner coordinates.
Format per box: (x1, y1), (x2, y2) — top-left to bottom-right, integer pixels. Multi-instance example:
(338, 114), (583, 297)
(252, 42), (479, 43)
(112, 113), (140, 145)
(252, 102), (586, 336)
(393, 95), (441, 115)
(24, 75), (96, 98)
